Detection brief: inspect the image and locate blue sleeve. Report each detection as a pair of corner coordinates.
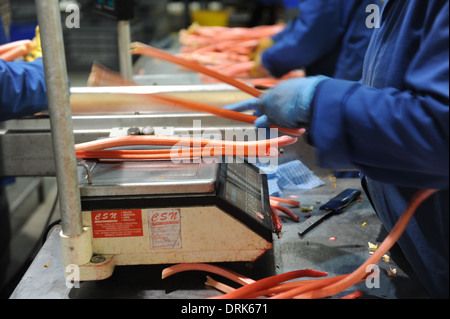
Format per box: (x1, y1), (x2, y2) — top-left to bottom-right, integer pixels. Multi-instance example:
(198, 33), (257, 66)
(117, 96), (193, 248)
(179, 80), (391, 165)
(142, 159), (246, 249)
(262, 0), (357, 78)
(0, 58), (48, 121)
(309, 5), (449, 189)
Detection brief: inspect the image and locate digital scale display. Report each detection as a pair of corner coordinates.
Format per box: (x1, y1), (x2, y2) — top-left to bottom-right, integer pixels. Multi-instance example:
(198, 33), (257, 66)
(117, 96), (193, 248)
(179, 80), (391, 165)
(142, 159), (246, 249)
(223, 162), (268, 224)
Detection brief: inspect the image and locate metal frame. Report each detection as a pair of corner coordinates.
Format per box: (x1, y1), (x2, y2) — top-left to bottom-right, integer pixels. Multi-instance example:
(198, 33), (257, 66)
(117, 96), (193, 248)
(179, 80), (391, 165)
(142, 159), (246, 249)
(118, 20), (133, 81)
(35, 0), (83, 237)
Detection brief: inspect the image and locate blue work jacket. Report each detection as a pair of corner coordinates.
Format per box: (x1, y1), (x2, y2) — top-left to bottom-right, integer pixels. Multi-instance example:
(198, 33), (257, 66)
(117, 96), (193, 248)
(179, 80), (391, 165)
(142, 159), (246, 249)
(310, 0), (449, 298)
(0, 16), (47, 121)
(262, 0), (379, 80)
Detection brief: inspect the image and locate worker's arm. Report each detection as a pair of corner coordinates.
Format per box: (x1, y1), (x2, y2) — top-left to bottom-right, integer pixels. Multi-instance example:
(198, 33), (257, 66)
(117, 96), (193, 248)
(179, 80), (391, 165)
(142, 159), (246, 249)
(261, 0), (346, 78)
(310, 80), (448, 189)
(0, 58), (48, 121)
(309, 2), (449, 189)
(228, 1), (449, 189)
(261, 0), (379, 80)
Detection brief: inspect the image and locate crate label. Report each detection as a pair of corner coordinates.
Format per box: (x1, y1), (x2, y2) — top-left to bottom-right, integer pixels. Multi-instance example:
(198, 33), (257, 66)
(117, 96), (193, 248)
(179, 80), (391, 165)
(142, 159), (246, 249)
(148, 209), (181, 250)
(91, 210), (143, 238)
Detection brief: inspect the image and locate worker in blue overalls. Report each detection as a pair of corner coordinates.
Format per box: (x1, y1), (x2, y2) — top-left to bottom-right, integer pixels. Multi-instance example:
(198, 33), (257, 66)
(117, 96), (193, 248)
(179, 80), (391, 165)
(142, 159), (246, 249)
(0, 18), (47, 120)
(0, 14), (47, 296)
(251, 0), (381, 81)
(227, 1), (449, 298)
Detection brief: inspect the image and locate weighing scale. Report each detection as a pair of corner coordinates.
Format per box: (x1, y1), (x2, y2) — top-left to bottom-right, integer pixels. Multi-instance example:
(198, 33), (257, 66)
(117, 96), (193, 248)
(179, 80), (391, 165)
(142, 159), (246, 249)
(62, 159), (274, 281)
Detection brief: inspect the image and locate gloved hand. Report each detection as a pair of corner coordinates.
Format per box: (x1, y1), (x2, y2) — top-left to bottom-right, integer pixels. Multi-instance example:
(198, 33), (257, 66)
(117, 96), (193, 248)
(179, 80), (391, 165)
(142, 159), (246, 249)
(249, 37), (274, 78)
(225, 75), (329, 128)
(25, 26), (42, 62)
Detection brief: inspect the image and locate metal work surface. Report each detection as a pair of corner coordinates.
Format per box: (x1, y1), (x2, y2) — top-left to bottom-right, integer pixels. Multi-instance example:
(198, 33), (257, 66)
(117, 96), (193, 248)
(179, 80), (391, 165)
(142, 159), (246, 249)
(78, 161), (219, 197)
(10, 177), (429, 299)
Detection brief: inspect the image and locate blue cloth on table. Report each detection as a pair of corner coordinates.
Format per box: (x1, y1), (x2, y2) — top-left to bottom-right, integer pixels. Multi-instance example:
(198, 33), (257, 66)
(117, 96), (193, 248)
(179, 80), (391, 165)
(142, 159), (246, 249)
(255, 160), (324, 197)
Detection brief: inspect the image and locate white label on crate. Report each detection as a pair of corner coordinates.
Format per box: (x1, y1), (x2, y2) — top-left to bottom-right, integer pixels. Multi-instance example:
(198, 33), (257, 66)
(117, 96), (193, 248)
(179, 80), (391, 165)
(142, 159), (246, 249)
(148, 209), (182, 250)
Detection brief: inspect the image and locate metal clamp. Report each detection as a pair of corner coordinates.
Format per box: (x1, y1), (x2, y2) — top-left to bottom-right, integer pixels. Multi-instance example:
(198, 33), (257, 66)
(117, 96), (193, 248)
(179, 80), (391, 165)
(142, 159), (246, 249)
(77, 162), (93, 185)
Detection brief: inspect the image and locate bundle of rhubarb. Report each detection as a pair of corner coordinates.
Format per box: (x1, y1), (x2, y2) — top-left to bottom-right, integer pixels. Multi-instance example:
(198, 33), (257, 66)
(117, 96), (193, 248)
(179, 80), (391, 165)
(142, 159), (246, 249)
(0, 39), (34, 61)
(0, 26), (41, 62)
(161, 189), (437, 299)
(177, 23), (305, 87)
(75, 135), (298, 161)
(179, 23), (284, 64)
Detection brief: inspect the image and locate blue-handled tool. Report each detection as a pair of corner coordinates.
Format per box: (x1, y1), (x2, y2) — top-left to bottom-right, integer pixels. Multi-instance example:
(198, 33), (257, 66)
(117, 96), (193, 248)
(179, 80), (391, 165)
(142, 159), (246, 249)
(298, 188), (362, 237)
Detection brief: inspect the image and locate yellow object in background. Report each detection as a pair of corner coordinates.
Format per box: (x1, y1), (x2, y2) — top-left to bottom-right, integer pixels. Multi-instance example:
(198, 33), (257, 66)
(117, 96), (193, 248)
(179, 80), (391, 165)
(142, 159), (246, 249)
(249, 37), (274, 78)
(250, 37), (274, 61)
(191, 10), (229, 27)
(25, 26), (42, 62)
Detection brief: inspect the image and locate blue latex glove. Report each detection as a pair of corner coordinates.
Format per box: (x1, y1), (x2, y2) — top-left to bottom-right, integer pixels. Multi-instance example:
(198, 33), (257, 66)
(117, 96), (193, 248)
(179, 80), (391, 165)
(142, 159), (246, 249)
(226, 75), (329, 128)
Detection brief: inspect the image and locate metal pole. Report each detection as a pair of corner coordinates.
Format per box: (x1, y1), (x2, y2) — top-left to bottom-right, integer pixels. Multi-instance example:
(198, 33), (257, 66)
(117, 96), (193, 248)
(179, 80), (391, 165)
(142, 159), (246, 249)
(35, 0), (83, 237)
(118, 20), (133, 81)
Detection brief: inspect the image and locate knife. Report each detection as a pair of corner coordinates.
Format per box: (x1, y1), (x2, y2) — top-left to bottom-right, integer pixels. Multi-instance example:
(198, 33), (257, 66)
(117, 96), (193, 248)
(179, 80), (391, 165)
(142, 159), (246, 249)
(298, 188), (362, 237)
